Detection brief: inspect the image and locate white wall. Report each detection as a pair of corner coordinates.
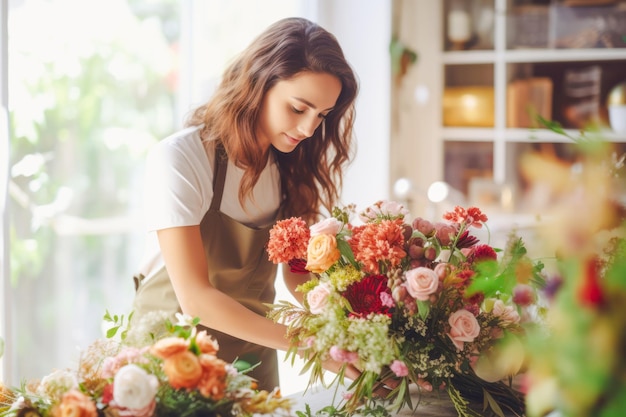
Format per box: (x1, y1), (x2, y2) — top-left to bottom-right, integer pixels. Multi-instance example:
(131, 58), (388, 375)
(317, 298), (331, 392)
(0, 0), (9, 382)
(310, 0), (392, 211)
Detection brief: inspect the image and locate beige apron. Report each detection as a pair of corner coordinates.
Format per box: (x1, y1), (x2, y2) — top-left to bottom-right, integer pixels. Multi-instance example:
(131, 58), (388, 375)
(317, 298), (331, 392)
(132, 142), (280, 390)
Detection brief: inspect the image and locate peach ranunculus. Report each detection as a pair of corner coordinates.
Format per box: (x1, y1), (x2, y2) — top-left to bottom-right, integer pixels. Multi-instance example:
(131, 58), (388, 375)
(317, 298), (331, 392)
(305, 234), (341, 273)
(150, 337), (189, 360)
(197, 354), (228, 399)
(404, 267), (439, 301)
(309, 217), (343, 236)
(306, 283), (332, 314)
(195, 330), (219, 355)
(162, 350), (203, 389)
(447, 309), (481, 351)
(53, 389), (97, 417)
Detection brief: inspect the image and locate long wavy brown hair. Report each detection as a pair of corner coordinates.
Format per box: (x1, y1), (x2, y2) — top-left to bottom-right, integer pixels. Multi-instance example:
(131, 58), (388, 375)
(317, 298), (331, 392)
(186, 17), (358, 224)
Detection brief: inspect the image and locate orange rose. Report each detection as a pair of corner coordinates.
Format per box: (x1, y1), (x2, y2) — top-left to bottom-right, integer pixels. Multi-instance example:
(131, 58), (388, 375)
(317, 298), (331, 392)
(150, 337), (189, 360)
(305, 234), (340, 273)
(163, 350), (202, 389)
(53, 390), (97, 417)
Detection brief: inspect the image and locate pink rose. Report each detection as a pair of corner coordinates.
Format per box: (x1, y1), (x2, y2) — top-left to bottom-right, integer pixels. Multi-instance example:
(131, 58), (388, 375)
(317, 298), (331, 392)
(447, 309), (481, 351)
(404, 267), (439, 301)
(306, 283), (332, 314)
(305, 234), (341, 273)
(310, 217), (343, 236)
(389, 360), (409, 377)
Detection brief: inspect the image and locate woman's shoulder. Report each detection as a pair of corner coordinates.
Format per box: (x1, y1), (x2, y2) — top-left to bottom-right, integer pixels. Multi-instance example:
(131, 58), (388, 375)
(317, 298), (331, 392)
(146, 125), (213, 177)
(156, 125), (204, 153)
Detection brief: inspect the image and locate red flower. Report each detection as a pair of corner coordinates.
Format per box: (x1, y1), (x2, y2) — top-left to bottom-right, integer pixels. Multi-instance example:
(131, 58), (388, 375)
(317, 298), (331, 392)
(469, 244), (497, 262)
(456, 230), (479, 249)
(443, 206), (488, 228)
(342, 275), (392, 317)
(288, 258), (309, 274)
(578, 257), (604, 308)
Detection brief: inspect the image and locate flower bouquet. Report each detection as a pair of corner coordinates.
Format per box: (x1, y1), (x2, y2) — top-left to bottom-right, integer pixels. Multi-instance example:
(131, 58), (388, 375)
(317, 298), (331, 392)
(267, 201), (545, 416)
(0, 312), (292, 417)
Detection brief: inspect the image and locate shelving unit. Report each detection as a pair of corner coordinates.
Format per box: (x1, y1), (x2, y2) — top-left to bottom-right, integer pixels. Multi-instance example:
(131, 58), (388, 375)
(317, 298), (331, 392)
(391, 0), (626, 217)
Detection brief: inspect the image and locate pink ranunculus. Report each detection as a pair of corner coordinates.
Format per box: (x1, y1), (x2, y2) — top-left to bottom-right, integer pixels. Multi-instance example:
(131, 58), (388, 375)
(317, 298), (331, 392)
(310, 217), (343, 236)
(389, 360), (409, 377)
(404, 267), (439, 301)
(447, 309), (481, 351)
(306, 283), (332, 314)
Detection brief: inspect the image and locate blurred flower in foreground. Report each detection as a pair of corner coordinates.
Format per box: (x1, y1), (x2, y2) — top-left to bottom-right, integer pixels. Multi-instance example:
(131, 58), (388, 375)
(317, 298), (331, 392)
(521, 120), (626, 417)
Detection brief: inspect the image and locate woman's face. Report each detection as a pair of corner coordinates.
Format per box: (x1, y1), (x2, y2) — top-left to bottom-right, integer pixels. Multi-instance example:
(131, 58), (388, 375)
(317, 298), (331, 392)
(257, 71), (342, 153)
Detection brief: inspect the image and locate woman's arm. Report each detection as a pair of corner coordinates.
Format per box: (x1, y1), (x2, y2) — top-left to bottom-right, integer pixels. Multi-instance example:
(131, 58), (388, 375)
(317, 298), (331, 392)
(157, 225), (290, 351)
(158, 225), (366, 381)
(281, 265), (310, 305)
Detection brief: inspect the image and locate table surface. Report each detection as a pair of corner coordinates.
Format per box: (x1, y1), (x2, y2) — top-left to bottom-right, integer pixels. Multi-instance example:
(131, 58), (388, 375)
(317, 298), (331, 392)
(288, 384), (482, 416)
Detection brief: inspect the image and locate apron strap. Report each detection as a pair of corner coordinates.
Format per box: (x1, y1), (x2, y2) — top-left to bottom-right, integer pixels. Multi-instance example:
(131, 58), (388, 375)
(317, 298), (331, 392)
(209, 142), (228, 212)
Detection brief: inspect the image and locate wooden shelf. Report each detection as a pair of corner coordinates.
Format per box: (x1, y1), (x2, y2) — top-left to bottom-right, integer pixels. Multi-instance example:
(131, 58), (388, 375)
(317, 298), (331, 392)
(443, 48), (626, 65)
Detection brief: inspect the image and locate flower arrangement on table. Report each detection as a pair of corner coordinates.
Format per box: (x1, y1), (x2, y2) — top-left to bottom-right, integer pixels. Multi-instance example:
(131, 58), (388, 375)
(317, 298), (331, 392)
(0, 313), (292, 417)
(520, 120), (626, 417)
(267, 201), (545, 416)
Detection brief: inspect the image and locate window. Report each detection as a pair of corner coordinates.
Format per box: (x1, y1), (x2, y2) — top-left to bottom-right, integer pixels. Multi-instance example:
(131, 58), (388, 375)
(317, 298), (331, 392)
(2, 0), (309, 392)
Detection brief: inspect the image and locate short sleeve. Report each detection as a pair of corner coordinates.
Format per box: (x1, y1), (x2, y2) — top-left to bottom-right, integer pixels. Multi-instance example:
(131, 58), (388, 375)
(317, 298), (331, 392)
(143, 132), (213, 231)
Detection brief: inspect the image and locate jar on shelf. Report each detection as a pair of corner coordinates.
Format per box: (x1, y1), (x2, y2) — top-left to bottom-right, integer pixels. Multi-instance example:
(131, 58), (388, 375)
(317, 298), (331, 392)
(447, 0), (472, 50)
(608, 81), (626, 134)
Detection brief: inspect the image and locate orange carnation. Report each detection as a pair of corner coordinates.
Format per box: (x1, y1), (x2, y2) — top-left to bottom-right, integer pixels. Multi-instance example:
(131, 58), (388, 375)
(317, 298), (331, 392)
(163, 350), (202, 389)
(267, 217), (310, 264)
(350, 219), (406, 274)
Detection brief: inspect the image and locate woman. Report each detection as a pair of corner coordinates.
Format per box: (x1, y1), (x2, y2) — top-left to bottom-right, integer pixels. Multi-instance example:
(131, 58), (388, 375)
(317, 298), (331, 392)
(131, 17), (359, 391)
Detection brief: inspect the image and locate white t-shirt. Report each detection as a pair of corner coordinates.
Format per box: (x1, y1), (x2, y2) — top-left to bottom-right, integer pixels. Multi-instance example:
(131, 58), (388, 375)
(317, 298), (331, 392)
(138, 125), (281, 278)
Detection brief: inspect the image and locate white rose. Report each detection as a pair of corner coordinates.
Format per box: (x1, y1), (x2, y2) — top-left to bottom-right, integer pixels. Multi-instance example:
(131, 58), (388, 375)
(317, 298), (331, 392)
(310, 217), (343, 236)
(307, 283), (332, 314)
(113, 364), (159, 410)
(404, 267), (439, 301)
